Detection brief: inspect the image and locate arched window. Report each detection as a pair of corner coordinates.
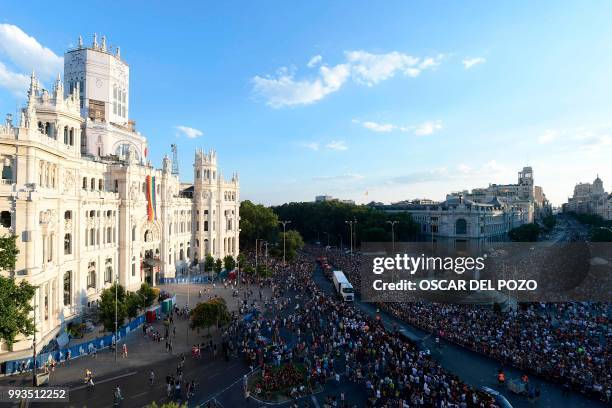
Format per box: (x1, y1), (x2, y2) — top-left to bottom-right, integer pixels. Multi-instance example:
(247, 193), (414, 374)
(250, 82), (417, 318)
(98, 179), (104, 190)
(63, 271), (72, 306)
(90, 178), (95, 190)
(144, 229), (152, 242)
(64, 210), (72, 220)
(64, 233), (72, 255)
(83, 177), (87, 189)
(455, 219), (467, 235)
(87, 262), (96, 289)
(64, 126), (69, 144)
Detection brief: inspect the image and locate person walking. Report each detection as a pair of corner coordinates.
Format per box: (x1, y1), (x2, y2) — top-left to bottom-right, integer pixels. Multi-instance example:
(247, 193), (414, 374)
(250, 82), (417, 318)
(113, 385), (123, 407)
(122, 343), (128, 358)
(149, 370), (155, 386)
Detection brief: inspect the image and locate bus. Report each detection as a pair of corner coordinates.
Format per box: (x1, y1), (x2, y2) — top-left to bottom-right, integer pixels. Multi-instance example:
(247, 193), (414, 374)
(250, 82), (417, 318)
(332, 270), (354, 301)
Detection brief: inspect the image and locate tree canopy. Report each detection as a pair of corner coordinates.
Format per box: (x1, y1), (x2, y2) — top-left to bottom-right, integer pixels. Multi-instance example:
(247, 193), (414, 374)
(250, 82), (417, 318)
(0, 276), (36, 348)
(99, 283), (127, 332)
(239, 200), (279, 248)
(509, 223), (541, 242)
(272, 201), (418, 247)
(0, 236), (35, 348)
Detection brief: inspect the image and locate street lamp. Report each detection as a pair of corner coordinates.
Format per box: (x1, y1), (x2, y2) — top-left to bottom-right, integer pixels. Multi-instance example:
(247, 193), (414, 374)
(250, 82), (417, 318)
(279, 220), (291, 267)
(186, 262), (190, 345)
(345, 220), (357, 255)
(114, 272), (118, 363)
(32, 289), (37, 386)
(386, 220), (399, 253)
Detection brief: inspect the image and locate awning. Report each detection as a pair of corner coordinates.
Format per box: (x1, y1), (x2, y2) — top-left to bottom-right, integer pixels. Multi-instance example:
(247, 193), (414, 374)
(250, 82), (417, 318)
(143, 258), (163, 267)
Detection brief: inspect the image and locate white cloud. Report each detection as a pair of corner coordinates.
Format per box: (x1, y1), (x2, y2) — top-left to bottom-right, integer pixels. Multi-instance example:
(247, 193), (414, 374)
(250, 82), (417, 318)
(253, 50), (444, 107)
(354, 118), (444, 136)
(538, 129), (557, 144)
(301, 142), (320, 151)
(252, 64), (350, 108)
(0, 24), (63, 81)
(346, 51), (441, 86)
(414, 121), (443, 136)
(307, 55), (322, 68)
(325, 140), (348, 151)
(313, 173), (364, 181)
(361, 120), (396, 133)
(0, 61), (30, 96)
(175, 125), (204, 139)
(462, 57), (486, 69)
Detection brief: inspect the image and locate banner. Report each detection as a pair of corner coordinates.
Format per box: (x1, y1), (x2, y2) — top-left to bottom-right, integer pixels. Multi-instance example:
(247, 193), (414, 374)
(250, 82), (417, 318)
(146, 175), (156, 221)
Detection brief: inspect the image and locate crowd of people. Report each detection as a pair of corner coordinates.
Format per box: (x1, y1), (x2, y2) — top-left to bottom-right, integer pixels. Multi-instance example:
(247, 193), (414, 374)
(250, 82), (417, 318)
(313, 247), (611, 404)
(220, 252), (502, 407)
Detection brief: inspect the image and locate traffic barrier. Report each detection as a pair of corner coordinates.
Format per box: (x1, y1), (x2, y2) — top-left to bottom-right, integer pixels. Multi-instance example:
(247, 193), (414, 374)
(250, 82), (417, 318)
(2, 305), (160, 376)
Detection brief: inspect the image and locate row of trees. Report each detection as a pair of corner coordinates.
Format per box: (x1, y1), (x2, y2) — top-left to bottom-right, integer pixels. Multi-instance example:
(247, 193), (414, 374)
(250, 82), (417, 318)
(238, 200), (305, 260)
(272, 200), (418, 246)
(568, 211), (612, 242)
(98, 282), (157, 332)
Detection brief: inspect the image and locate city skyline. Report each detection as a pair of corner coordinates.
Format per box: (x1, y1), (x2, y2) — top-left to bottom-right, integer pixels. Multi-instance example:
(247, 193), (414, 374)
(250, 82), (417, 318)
(1, 2), (612, 206)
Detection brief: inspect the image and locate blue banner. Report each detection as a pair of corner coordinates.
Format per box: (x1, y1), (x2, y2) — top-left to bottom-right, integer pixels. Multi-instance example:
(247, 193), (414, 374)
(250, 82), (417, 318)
(2, 307), (159, 376)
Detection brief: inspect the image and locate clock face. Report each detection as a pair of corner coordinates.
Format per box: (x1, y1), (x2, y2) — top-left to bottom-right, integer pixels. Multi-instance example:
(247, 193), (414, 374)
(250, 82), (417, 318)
(96, 78), (103, 88)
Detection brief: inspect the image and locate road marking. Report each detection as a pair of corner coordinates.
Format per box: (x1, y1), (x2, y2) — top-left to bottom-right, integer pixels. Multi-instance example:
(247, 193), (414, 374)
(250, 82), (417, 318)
(71, 370), (138, 391)
(311, 395), (320, 408)
(131, 391), (149, 399)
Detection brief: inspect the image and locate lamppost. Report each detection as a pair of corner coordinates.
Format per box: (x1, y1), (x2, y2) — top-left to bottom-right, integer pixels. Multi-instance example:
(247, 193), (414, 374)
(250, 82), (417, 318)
(279, 220), (291, 267)
(186, 262), (190, 345)
(32, 289), (37, 386)
(345, 220), (357, 255)
(386, 220), (399, 253)
(114, 272), (118, 363)
(255, 238), (259, 272)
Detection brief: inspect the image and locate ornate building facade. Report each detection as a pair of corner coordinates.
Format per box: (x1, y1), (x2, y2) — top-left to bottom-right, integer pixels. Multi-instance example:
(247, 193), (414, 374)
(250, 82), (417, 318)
(0, 35), (240, 355)
(564, 175), (612, 220)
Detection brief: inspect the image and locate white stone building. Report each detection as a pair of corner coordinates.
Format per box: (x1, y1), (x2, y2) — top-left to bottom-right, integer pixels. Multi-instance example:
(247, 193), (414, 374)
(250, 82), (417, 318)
(448, 167), (550, 222)
(0, 35), (240, 356)
(564, 175), (612, 220)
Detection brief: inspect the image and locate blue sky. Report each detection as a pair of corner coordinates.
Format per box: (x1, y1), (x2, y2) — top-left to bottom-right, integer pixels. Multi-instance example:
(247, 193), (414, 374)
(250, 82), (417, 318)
(1, 1), (612, 206)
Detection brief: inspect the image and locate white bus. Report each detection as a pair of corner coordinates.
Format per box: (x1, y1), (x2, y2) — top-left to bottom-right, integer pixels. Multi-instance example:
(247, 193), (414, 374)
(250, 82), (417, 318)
(332, 270), (354, 301)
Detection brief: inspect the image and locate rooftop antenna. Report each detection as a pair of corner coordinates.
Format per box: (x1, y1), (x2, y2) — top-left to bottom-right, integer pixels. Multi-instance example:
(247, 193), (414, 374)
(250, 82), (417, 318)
(170, 144), (179, 175)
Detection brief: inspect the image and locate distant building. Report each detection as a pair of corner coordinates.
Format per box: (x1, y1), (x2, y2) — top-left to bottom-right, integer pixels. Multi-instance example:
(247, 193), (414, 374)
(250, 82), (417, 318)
(315, 195), (355, 205)
(564, 175), (611, 220)
(315, 195), (334, 202)
(372, 167), (548, 240)
(448, 167), (550, 222)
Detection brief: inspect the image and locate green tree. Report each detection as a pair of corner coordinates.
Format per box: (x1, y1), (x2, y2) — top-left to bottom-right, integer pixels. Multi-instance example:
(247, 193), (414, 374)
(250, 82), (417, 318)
(223, 255), (236, 271)
(0, 235), (19, 271)
(190, 298), (230, 334)
(243, 265), (255, 276)
(591, 227), (612, 242)
(214, 258), (223, 273)
(204, 254), (215, 271)
(278, 229), (305, 261)
(0, 276), (36, 348)
(147, 402), (185, 408)
(99, 283), (127, 332)
(237, 253), (246, 269)
(137, 283), (156, 307)
(542, 215), (557, 230)
(125, 292), (141, 319)
(239, 200), (279, 249)
(509, 223), (541, 242)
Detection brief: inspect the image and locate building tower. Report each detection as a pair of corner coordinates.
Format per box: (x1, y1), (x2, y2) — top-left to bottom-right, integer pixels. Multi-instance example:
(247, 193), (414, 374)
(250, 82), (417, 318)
(193, 149), (218, 261)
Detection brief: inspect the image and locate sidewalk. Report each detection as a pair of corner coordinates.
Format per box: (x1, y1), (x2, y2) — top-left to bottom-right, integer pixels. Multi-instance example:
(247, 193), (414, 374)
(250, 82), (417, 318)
(0, 282), (271, 388)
